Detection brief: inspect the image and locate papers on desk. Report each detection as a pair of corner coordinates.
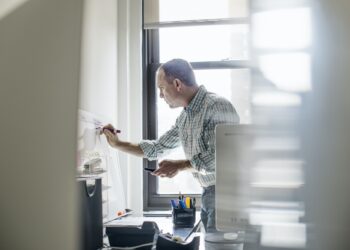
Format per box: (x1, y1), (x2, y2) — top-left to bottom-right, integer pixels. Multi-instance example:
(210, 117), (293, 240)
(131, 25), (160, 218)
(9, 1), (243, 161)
(105, 215), (175, 236)
(107, 217), (147, 227)
(143, 210), (172, 217)
(106, 211), (173, 229)
(106, 214), (174, 228)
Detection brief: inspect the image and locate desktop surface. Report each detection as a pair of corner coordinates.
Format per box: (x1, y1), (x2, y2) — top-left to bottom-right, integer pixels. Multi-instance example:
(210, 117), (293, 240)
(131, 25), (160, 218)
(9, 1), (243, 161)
(105, 211), (201, 240)
(104, 213), (261, 250)
(104, 211), (202, 249)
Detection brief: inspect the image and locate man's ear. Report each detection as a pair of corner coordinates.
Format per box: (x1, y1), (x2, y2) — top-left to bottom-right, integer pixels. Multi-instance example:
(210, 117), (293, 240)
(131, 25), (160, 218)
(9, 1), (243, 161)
(173, 78), (182, 91)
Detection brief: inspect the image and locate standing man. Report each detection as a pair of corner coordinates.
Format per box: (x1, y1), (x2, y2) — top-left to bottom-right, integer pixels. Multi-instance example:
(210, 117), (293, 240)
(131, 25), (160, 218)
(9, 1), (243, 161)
(102, 58), (239, 232)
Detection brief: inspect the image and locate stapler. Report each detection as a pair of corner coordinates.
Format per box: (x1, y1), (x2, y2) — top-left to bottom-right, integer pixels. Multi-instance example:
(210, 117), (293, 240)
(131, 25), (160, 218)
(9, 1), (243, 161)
(106, 221), (159, 250)
(156, 233), (200, 250)
(82, 158), (105, 174)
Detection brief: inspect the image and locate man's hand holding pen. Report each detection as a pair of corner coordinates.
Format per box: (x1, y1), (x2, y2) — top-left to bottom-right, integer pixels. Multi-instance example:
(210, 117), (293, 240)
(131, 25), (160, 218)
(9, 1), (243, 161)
(100, 124), (121, 148)
(99, 124), (144, 157)
(152, 159), (191, 178)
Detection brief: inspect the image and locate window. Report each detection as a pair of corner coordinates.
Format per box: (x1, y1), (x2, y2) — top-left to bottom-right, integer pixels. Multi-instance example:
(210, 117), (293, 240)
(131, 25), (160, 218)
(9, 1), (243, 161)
(142, 0), (250, 208)
(142, 0), (312, 210)
(143, 1), (311, 247)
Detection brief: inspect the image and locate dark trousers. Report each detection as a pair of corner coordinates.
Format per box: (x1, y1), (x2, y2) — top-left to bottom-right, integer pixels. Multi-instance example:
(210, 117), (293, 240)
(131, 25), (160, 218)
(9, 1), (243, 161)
(200, 185), (216, 232)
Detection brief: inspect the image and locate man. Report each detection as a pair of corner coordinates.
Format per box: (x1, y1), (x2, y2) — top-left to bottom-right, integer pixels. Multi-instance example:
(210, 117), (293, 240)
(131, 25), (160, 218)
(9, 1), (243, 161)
(102, 58), (239, 231)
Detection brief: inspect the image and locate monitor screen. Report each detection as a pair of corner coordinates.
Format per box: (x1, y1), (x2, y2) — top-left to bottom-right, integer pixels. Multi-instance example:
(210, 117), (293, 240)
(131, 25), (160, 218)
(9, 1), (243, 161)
(215, 124), (254, 232)
(215, 124), (305, 237)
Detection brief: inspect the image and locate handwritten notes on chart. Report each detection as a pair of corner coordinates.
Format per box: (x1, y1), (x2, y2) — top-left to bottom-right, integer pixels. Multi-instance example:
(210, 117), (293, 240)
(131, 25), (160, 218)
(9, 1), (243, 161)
(77, 109), (126, 222)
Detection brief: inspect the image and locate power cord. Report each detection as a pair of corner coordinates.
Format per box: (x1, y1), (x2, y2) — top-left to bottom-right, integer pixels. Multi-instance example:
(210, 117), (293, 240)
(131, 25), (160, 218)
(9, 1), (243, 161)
(99, 242), (154, 249)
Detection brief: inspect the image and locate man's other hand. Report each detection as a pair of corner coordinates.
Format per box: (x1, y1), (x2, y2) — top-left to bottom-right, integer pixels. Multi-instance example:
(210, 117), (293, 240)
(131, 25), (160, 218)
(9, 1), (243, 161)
(152, 159), (191, 178)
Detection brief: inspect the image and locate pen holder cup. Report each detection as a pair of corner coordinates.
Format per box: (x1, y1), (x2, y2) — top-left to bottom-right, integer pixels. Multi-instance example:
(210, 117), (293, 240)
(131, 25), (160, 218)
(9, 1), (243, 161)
(172, 207), (196, 227)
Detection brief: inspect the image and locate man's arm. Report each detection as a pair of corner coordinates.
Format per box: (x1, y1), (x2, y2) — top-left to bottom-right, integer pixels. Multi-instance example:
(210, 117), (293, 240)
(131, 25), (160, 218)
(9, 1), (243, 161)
(102, 124), (144, 157)
(102, 123), (181, 159)
(139, 124), (180, 160)
(111, 140), (144, 157)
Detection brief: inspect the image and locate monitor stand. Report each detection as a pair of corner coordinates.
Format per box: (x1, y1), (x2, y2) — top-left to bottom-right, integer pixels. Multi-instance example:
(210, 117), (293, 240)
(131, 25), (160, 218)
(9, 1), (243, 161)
(204, 231), (244, 250)
(223, 232), (239, 240)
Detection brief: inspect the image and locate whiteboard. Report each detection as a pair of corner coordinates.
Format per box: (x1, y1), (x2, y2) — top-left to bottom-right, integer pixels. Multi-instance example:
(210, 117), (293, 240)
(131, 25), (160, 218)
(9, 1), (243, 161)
(77, 109), (126, 222)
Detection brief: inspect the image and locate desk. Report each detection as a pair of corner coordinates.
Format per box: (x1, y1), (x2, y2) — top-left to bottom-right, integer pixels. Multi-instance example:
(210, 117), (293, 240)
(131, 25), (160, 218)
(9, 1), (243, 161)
(105, 211), (201, 241)
(104, 214), (259, 250)
(103, 211), (202, 249)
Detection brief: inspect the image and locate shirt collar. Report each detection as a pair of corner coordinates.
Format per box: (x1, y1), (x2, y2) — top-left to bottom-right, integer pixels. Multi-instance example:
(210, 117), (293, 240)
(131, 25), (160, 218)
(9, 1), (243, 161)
(185, 85), (207, 113)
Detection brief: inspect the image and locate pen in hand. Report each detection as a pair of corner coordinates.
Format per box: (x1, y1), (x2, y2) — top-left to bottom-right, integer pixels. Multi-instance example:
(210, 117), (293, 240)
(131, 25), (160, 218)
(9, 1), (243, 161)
(104, 127), (121, 134)
(97, 127), (121, 134)
(144, 168), (155, 173)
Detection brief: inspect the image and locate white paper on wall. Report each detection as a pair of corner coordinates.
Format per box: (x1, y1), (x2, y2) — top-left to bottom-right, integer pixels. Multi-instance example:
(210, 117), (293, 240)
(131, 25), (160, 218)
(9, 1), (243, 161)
(77, 109), (126, 222)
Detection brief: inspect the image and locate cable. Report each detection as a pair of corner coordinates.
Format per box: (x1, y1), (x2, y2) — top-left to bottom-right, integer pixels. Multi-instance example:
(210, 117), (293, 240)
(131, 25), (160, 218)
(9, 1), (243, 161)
(102, 242), (154, 249)
(184, 218), (202, 241)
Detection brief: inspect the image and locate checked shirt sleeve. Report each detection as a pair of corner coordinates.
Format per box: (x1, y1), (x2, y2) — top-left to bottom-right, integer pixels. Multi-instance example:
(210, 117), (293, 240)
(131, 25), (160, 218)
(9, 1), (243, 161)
(139, 124), (181, 160)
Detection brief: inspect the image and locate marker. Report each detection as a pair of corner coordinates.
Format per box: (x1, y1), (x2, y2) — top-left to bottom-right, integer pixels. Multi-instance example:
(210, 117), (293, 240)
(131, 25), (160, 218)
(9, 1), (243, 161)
(170, 199), (177, 208)
(178, 193), (184, 201)
(97, 127), (121, 134)
(179, 200), (186, 209)
(103, 127), (121, 134)
(185, 197), (191, 208)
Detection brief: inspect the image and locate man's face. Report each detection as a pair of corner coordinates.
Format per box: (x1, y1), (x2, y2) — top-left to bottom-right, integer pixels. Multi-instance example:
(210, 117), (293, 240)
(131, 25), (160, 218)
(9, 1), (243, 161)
(156, 69), (180, 108)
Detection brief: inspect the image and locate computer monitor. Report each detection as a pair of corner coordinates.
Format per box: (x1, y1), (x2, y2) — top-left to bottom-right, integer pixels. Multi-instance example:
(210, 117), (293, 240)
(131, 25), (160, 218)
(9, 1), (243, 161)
(215, 124), (306, 247)
(215, 124), (254, 232)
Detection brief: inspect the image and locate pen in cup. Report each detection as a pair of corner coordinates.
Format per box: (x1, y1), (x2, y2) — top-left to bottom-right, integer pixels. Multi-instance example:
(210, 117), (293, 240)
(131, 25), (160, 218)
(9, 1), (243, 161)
(170, 199), (177, 208)
(185, 197), (191, 208)
(178, 200), (186, 209)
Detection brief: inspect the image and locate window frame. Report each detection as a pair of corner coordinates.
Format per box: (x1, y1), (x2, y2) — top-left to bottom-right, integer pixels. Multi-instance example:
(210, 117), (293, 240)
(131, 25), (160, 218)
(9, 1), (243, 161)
(142, 3), (250, 210)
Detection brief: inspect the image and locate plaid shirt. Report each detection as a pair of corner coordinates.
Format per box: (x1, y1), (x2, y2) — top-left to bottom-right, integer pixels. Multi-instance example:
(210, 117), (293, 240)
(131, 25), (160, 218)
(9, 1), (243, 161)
(139, 85), (240, 187)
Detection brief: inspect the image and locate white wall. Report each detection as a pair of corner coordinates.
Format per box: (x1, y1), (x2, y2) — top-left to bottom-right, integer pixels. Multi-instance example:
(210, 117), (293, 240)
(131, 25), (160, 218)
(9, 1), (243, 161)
(79, 0), (117, 122)
(116, 0), (144, 214)
(0, 0), (83, 249)
(79, 0), (144, 214)
(0, 1), (143, 249)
